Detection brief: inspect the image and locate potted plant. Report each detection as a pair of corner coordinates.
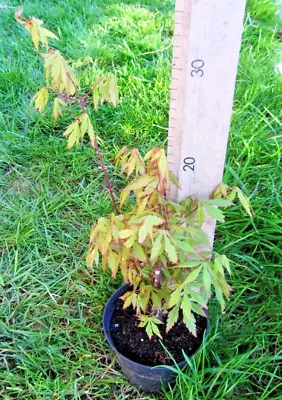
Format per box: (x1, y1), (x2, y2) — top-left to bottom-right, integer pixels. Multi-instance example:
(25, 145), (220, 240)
(16, 10), (252, 393)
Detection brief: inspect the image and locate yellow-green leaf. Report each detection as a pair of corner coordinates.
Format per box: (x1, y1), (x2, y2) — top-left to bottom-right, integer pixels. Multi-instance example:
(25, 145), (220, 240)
(184, 266), (202, 284)
(151, 233), (163, 262)
(166, 303), (180, 332)
(31, 87), (49, 113)
(164, 235), (177, 264)
(183, 313), (197, 336)
(237, 189), (253, 218)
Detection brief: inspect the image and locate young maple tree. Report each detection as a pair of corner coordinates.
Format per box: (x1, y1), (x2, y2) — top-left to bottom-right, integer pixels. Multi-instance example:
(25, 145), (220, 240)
(16, 10), (252, 339)
(87, 147), (252, 338)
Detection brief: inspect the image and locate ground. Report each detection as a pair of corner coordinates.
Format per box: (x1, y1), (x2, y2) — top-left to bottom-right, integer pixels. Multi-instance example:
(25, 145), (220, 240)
(0, 0), (281, 399)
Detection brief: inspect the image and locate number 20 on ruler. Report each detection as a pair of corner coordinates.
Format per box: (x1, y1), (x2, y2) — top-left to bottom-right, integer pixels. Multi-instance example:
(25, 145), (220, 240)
(183, 59), (204, 172)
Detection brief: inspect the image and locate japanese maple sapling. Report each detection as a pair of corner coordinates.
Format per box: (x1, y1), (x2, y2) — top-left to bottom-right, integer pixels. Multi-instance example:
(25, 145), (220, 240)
(16, 10), (252, 340)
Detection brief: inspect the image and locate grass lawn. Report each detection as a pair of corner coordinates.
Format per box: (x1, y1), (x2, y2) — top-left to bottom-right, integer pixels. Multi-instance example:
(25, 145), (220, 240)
(0, 0), (281, 398)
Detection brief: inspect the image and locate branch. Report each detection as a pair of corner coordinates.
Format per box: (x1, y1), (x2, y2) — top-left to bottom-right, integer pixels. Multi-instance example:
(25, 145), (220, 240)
(67, 72), (119, 215)
(93, 138), (119, 215)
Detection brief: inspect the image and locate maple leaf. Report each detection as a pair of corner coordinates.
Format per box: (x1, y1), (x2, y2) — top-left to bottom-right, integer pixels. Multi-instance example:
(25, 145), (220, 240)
(53, 97), (67, 120)
(15, 8), (59, 51)
(31, 87), (49, 113)
(44, 50), (76, 95)
(63, 113), (96, 149)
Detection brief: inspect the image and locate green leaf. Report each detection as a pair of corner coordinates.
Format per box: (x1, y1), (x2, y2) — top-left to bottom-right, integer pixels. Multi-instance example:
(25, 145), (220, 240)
(139, 289), (151, 313)
(174, 240), (196, 254)
(183, 313), (197, 336)
(203, 203), (225, 222)
(191, 303), (206, 317)
(168, 286), (183, 308)
(164, 235), (178, 264)
(93, 87), (99, 110)
(166, 303), (180, 332)
(203, 263), (212, 296)
(146, 323), (153, 340)
(123, 292), (133, 309)
(214, 256), (224, 276)
(181, 294), (192, 319)
(0, 275), (4, 287)
(151, 233), (163, 262)
(237, 189), (252, 217)
(184, 266), (202, 284)
(151, 291), (162, 308)
(188, 288), (207, 307)
(227, 189), (237, 202)
(196, 204), (205, 225)
(169, 172), (181, 188)
(133, 243), (146, 262)
(138, 222), (148, 244)
(221, 254), (232, 275)
(177, 261), (202, 268)
(213, 281), (226, 312)
(205, 199), (233, 207)
(151, 321), (162, 339)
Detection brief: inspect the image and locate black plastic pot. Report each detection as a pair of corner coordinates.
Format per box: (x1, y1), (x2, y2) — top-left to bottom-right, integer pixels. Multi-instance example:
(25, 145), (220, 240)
(103, 284), (209, 393)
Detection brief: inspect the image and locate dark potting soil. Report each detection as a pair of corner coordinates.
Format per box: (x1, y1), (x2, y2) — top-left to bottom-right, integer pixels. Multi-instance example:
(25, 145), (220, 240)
(110, 299), (207, 367)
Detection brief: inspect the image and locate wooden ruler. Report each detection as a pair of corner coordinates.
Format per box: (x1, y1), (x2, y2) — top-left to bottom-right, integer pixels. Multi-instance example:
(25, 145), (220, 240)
(167, 0), (246, 246)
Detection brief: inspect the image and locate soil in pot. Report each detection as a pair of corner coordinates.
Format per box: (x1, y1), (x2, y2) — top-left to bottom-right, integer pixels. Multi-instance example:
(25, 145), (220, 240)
(110, 299), (207, 367)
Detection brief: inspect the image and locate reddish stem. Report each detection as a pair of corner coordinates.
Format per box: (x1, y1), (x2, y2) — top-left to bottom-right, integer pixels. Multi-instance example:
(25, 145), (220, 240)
(94, 138), (119, 215)
(68, 71), (119, 214)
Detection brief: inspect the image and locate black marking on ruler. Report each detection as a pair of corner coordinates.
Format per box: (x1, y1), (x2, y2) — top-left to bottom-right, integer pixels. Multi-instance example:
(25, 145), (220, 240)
(172, 67), (183, 71)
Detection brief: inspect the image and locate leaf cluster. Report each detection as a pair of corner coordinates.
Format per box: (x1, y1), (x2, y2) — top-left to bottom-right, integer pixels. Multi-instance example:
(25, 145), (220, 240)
(15, 8), (119, 149)
(87, 148), (252, 336)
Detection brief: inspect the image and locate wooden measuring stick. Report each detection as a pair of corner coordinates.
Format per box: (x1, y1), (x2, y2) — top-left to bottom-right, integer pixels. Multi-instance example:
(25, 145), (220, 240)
(167, 0), (247, 247)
